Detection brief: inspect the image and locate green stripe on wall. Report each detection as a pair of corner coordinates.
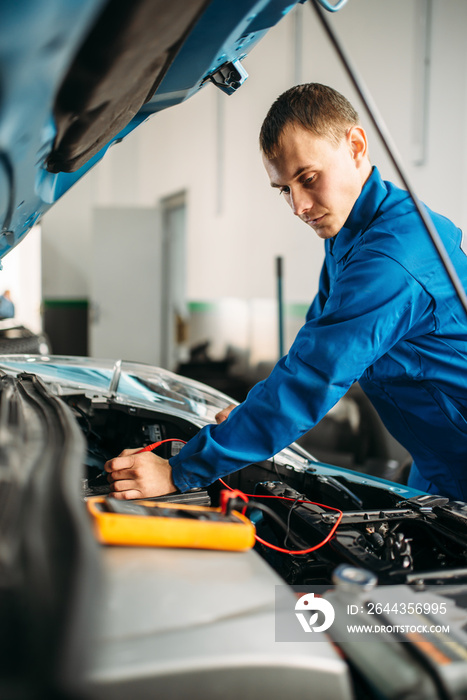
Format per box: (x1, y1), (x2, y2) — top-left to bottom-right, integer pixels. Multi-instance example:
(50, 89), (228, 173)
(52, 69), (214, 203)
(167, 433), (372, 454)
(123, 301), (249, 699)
(287, 303), (309, 317)
(43, 299), (89, 309)
(188, 301), (309, 317)
(188, 301), (218, 312)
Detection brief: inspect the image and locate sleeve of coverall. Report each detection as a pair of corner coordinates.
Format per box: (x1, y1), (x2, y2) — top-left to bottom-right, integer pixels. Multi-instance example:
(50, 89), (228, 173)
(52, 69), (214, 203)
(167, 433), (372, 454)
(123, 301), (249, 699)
(305, 258), (330, 323)
(169, 250), (435, 492)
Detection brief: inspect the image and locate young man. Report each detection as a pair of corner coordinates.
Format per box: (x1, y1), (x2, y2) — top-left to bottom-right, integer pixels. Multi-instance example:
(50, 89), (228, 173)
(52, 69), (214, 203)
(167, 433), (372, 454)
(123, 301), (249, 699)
(105, 83), (467, 501)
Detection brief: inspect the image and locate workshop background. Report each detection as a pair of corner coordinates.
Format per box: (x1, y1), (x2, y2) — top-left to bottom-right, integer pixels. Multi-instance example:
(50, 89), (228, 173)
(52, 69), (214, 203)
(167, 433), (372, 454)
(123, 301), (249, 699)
(4, 0), (466, 397)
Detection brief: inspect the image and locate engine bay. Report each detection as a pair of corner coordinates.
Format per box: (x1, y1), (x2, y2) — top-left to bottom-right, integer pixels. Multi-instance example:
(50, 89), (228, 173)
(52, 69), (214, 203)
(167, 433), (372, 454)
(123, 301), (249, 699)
(68, 393), (467, 588)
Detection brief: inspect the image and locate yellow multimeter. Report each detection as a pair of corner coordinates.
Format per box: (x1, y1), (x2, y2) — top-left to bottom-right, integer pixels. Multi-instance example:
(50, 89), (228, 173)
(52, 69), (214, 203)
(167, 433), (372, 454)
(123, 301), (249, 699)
(86, 496), (256, 551)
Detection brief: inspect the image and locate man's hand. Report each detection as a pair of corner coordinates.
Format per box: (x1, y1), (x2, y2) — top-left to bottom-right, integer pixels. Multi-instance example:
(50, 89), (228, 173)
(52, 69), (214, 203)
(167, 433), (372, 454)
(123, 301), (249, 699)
(215, 403), (237, 424)
(104, 448), (177, 500)
(105, 405), (237, 499)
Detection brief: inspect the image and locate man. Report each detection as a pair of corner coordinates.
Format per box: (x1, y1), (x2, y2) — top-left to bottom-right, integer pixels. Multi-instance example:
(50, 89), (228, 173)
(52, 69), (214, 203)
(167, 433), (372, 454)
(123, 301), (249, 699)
(0, 290), (14, 319)
(105, 83), (467, 501)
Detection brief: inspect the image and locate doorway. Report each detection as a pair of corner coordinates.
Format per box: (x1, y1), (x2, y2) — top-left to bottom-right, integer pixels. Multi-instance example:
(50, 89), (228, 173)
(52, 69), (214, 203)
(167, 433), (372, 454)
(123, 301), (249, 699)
(160, 192), (187, 371)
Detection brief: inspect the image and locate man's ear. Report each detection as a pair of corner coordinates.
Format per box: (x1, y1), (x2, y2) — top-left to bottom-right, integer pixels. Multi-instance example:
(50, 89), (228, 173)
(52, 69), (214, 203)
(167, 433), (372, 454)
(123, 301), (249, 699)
(347, 126), (368, 164)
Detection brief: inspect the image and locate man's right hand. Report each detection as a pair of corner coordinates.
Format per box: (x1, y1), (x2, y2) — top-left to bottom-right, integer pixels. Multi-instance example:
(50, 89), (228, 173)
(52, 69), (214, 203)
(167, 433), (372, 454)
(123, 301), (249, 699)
(215, 403), (237, 424)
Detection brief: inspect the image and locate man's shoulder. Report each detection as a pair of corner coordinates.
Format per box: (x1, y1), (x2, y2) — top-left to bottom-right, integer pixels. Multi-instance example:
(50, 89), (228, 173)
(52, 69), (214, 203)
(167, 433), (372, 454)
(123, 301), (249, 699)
(371, 175), (460, 245)
(349, 193), (465, 299)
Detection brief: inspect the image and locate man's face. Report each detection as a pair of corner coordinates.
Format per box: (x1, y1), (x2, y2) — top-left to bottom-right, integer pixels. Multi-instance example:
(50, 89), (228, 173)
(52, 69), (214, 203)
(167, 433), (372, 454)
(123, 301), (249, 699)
(262, 122), (370, 240)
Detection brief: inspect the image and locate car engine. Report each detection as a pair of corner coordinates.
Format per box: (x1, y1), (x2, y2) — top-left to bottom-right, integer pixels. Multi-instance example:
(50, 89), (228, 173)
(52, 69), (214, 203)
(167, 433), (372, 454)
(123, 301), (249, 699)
(67, 393), (467, 588)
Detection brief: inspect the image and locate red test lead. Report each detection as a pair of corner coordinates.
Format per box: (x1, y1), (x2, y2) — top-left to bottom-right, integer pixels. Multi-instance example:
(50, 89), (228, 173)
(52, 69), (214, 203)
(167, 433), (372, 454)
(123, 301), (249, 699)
(135, 438), (187, 454)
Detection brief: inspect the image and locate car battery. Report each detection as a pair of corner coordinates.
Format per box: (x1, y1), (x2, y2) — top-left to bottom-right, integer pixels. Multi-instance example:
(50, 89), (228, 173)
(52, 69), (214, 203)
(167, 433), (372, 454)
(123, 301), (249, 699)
(324, 565), (467, 699)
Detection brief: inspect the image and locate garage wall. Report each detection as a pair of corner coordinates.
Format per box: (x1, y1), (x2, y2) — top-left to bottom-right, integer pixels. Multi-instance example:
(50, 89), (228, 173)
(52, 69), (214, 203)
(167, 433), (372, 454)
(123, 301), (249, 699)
(40, 0), (467, 362)
(0, 226), (42, 333)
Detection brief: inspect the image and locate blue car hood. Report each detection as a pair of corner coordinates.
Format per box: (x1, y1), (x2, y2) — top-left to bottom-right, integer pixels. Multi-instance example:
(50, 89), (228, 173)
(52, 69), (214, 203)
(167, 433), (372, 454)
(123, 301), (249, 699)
(0, 0), (301, 260)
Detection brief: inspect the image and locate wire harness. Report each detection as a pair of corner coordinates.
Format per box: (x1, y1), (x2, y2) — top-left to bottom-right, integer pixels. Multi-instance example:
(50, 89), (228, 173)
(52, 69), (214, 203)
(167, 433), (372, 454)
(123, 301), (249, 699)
(219, 478), (343, 555)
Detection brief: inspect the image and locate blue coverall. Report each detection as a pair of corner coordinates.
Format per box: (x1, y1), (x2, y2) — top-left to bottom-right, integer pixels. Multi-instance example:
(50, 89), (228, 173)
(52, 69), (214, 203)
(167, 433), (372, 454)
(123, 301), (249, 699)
(170, 167), (467, 501)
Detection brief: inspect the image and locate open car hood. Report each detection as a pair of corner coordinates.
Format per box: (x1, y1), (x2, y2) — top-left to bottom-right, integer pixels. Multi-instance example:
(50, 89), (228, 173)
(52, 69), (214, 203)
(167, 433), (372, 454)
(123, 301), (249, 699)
(0, 0), (302, 260)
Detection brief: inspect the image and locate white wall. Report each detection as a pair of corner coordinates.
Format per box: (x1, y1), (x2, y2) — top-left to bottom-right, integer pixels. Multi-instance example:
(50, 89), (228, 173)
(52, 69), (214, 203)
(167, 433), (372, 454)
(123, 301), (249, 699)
(41, 0), (467, 363)
(0, 225), (42, 333)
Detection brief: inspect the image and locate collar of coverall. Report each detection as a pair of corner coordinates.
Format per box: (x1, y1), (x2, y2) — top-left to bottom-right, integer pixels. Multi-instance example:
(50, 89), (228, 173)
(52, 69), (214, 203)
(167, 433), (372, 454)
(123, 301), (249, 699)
(329, 166), (388, 263)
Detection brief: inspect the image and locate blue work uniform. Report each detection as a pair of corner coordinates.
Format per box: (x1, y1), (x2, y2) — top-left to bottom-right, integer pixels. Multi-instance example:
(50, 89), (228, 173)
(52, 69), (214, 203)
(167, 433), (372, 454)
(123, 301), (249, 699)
(170, 167), (467, 500)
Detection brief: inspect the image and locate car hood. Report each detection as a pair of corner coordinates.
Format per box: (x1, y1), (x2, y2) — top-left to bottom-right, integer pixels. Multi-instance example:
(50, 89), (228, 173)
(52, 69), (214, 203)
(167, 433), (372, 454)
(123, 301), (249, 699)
(0, 0), (302, 261)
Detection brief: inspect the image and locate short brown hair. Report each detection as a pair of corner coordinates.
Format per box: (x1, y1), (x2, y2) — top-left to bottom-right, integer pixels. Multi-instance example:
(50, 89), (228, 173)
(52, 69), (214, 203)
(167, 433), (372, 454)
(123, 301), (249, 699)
(260, 83), (360, 157)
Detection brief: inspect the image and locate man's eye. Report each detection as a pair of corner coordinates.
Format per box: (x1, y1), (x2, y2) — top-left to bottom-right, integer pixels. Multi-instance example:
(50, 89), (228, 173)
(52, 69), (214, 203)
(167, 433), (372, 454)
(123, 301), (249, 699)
(279, 186), (290, 195)
(303, 175), (315, 185)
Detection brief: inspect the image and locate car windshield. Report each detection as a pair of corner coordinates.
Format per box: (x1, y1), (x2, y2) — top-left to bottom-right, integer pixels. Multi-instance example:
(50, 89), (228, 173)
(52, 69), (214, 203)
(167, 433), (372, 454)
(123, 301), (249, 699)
(115, 361), (232, 421)
(0, 355), (234, 423)
(0, 355), (115, 392)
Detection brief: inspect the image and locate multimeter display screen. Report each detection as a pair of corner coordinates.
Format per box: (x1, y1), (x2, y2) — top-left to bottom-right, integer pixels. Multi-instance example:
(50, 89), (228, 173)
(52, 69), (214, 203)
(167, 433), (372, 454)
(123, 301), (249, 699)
(102, 498), (242, 522)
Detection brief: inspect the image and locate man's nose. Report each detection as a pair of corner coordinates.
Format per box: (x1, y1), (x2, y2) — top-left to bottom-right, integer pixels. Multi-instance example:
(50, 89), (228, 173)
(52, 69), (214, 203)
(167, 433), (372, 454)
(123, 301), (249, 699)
(290, 188), (313, 217)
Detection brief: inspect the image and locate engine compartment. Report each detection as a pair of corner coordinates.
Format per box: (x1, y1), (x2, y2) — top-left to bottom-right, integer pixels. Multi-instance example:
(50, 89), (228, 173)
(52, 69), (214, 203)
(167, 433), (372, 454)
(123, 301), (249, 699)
(69, 393), (467, 588)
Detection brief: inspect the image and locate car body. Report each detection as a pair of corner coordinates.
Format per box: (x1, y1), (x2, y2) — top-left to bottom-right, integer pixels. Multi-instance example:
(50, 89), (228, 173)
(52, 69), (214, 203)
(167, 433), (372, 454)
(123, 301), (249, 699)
(2, 354), (467, 698)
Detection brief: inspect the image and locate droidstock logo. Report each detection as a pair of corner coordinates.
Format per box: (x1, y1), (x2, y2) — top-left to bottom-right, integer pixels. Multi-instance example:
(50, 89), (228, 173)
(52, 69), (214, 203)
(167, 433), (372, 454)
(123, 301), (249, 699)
(295, 593), (335, 633)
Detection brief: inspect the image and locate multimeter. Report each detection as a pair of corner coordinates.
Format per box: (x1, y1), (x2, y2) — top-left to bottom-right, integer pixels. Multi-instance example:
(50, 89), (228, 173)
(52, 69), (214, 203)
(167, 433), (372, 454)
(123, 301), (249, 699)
(86, 496), (256, 551)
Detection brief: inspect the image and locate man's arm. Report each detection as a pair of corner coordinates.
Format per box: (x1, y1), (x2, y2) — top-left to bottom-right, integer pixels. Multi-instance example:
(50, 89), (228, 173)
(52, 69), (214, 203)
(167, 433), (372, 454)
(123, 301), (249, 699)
(107, 251), (434, 499)
(167, 251), (434, 492)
